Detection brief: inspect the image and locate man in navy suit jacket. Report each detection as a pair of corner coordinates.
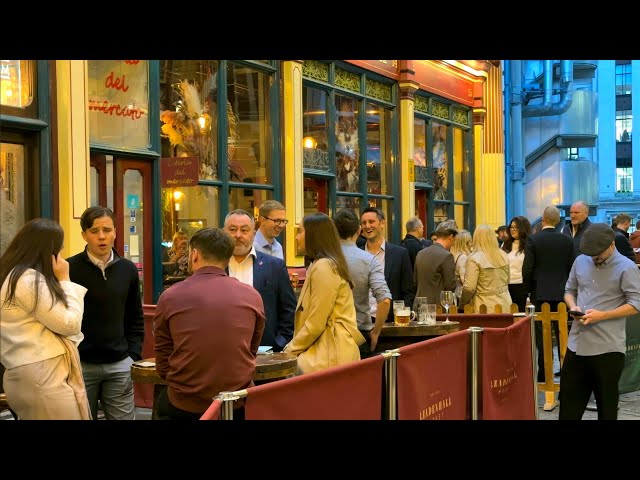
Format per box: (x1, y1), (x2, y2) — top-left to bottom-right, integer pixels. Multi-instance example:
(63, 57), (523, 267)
(224, 209), (296, 351)
(360, 207), (415, 322)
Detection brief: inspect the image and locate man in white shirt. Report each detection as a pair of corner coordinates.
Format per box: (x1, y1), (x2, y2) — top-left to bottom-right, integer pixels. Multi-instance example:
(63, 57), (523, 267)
(253, 200), (287, 260)
(225, 209), (295, 351)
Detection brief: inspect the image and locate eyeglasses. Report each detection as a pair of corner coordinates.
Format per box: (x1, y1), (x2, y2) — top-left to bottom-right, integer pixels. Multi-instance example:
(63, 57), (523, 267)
(262, 216), (289, 226)
(509, 226), (519, 230)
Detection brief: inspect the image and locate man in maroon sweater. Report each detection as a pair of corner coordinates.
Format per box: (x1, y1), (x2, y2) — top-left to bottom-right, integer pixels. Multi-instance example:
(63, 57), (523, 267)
(154, 227), (265, 420)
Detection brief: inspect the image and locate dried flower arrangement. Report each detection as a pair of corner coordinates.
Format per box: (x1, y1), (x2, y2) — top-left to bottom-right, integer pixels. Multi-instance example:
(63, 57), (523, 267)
(160, 74), (240, 181)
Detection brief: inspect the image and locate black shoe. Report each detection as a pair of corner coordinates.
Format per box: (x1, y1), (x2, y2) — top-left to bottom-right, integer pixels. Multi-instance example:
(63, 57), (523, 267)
(537, 375), (545, 383)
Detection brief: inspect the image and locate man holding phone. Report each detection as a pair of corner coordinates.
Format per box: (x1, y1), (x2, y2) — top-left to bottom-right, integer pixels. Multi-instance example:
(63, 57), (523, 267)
(560, 223), (640, 420)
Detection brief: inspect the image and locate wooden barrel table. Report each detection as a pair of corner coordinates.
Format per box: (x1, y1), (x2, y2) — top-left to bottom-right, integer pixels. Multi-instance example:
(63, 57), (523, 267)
(131, 352), (297, 419)
(376, 320), (461, 351)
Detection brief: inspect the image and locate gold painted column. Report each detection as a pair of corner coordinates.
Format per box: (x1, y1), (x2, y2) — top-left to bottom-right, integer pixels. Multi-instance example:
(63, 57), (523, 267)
(473, 64), (505, 228)
(282, 60), (304, 266)
(398, 62), (419, 235)
(56, 60), (90, 258)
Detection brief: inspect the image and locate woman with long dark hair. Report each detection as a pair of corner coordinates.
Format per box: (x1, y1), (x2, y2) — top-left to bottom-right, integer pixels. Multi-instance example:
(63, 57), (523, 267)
(0, 218), (90, 419)
(284, 212), (365, 374)
(501, 215), (531, 311)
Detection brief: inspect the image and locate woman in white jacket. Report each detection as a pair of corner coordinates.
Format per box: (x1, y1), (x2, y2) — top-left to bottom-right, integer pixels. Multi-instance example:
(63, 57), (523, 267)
(0, 218), (90, 419)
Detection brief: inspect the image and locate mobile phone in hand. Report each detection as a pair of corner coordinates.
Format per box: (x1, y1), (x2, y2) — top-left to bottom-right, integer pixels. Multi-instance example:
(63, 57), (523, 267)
(568, 310), (585, 317)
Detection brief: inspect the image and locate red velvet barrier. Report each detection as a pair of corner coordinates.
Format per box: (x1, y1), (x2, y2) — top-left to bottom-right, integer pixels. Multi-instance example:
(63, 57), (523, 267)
(200, 398), (222, 420)
(436, 313), (514, 330)
(133, 304), (156, 408)
(245, 355), (385, 420)
(480, 317), (535, 420)
(396, 330), (470, 420)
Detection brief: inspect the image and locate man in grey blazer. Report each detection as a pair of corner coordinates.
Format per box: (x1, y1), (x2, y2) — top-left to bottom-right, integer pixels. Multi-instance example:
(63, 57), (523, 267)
(413, 220), (458, 308)
(224, 209), (296, 351)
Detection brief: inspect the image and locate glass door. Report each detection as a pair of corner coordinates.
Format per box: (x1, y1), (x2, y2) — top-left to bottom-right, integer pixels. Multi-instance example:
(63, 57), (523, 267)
(115, 158), (153, 304)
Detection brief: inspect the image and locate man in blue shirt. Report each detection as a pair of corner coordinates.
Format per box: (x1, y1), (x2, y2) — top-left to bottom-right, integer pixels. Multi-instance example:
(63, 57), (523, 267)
(254, 200), (287, 260)
(560, 223), (640, 420)
(334, 208), (391, 358)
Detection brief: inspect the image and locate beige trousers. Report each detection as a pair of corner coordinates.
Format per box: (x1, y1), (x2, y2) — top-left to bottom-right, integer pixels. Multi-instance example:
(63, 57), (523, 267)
(3, 354), (87, 420)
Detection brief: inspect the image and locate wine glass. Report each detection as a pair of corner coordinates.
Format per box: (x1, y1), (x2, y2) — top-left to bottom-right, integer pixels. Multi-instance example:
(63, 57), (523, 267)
(440, 290), (455, 324)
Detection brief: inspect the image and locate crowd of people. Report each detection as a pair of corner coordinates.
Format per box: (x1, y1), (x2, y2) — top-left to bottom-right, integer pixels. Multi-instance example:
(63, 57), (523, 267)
(1, 199), (639, 421)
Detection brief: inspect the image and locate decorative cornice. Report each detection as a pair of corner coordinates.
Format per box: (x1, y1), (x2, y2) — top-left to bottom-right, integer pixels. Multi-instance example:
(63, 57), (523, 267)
(473, 108), (486, 125)
(399, 80), (420, 100)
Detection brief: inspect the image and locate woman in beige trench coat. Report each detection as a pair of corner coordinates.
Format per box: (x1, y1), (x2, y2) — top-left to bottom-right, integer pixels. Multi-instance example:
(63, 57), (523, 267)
(284, 212), (365, 374)
(460, 224), (513, 313)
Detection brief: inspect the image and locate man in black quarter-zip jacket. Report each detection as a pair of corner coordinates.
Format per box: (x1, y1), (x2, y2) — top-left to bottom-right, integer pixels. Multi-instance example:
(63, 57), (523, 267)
(67, 206), (144, 420)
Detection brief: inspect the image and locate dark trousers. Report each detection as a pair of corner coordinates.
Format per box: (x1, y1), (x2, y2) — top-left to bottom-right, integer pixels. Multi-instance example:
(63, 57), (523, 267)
(558, 349), (625, 420)
(508, 283), (529, 312)
(359, 328), (376, 360)
(534, 300), (563, 381)
(156, 386), (245, 420)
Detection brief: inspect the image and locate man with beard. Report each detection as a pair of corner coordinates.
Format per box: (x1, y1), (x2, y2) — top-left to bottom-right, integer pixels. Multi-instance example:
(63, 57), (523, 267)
(559, 223), (640, 420)
(224, 209), (295, 351)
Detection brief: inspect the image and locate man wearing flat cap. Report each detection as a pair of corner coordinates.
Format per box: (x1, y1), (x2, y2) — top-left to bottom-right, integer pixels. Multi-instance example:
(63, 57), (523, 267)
(560, 223), (640, 420)
(413, 219), (458, 308)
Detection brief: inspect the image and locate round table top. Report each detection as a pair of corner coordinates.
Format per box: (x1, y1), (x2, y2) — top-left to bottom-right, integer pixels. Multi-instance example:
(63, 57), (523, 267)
(132, 352), (297, 384)
(380, 320), (460, 337)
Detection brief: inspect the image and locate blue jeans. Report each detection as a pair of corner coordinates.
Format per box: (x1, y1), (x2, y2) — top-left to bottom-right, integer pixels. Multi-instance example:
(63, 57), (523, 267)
(81, 356), (135, 420)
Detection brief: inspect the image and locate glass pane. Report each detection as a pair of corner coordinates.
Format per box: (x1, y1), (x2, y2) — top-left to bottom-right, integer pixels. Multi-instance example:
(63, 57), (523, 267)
(303, 86), (330, 172)
(88, 60), (150, 149)
(434, 202), (449, 225)
(90, 166), (99, 206)
(0, 143), (26, 255)
(122, 170), (144, 298)
(159, 60), (220, 181)
(365, 198), (393, 242)
(453, 127), (466, 202)
(304, 177), (329, 215)
(432, 122), (449, 200)
(336, 195), (361, 212)
(0, 60), (35, 110)
(229, 188), (272, 219)
(161, 185), (219, 287)
(414, 117), (427, 167)
(367, 105), (392, 195)
(335, 94), (360, 192)
(227, 63), (272, 185)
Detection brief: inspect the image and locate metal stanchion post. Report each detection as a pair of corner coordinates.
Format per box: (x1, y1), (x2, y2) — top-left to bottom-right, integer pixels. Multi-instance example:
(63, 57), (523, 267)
(469, 327), (483, 420)
(383, 349), (400, 420)
(525, 305), (540, 420)
(218, 390), (248, 420)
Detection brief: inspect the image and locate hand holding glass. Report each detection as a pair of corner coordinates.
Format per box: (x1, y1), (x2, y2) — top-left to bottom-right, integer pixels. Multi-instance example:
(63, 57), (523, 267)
(440, 290), (455, 323)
